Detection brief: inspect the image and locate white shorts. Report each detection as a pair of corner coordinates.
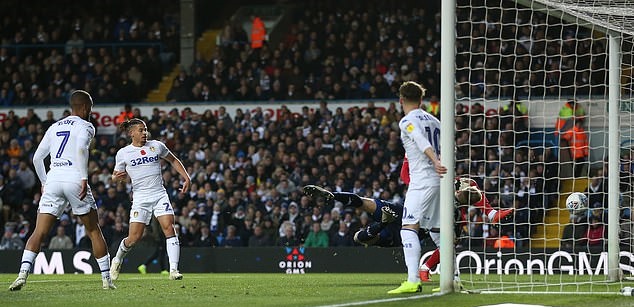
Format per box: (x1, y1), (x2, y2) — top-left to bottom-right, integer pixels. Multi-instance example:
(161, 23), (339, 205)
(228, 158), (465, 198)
(39, 181), (97, 217)
(129, 193), (174, 225)
(402, 186), (440, 230)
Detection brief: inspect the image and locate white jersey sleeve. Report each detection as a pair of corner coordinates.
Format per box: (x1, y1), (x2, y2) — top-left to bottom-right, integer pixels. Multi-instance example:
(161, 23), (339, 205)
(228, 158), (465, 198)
(114, 149), (126, 172)
(400, 118), (433, 154)
(156, 140), (170, 158)
(33, 128), (52, 184)
(74, 121), (94, 180)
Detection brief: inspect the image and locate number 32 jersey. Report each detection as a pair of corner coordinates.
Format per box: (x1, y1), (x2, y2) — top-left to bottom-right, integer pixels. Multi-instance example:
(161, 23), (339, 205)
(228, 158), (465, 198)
(399, 108), (441, 189)
(114, 140), (170, 198)
(33, 115), (94, 184)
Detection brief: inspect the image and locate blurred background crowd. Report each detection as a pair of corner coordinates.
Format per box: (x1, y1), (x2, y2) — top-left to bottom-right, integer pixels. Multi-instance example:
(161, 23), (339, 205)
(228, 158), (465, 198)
(0, 0), (627, 254)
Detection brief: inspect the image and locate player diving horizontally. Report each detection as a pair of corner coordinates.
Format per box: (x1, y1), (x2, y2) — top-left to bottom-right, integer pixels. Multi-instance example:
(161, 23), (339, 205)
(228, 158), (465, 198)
(303, 185), (404, 247)
(302, 176), (512, 282)
(401, 156), (513, 281)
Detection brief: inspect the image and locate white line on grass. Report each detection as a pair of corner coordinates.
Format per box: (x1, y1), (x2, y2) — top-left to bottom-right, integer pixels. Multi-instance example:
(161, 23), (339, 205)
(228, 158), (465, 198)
(315, 292), (443, 307)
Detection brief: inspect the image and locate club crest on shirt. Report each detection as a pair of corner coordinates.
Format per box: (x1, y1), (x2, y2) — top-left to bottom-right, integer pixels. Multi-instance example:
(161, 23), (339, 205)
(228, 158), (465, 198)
(406, 123), (414, 133)
(133, 211), (139, 218)
(140, 149), (146, 155)
(150, 146), (156, 152)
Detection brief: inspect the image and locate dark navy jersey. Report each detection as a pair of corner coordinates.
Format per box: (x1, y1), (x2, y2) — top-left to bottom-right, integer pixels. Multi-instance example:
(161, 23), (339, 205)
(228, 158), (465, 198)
(372, 199), (404, 247)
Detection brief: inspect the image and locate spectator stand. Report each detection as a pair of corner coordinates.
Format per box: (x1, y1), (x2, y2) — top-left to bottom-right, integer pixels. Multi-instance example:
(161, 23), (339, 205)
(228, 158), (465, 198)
(0, 0), (179, 105)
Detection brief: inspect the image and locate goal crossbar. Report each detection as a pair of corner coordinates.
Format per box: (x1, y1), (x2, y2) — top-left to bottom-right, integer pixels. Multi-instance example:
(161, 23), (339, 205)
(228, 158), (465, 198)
(516, 0), (634, 37)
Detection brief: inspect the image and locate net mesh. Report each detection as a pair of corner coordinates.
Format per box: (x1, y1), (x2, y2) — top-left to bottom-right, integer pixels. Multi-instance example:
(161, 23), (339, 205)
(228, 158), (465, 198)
(452, 0), (633, 293)
(527, 0), (634, 36)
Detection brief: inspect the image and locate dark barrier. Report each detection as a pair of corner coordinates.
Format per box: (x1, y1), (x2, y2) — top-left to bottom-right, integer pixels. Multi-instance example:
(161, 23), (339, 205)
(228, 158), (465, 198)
(1, 247), (633, 275)
(0, 247), (408, 274)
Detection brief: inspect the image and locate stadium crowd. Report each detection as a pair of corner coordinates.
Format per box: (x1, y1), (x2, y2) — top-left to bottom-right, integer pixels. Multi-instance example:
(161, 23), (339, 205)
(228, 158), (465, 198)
(0, 0), (179, 106)
(0, 0), (620, 252)
(1, 101), (407, 250)
(0, 98), (560, 251)
(169, 0), (606, 104)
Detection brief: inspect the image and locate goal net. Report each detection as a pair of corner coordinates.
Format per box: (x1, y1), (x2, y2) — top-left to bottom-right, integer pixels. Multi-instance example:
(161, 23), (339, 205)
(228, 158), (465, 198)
(448, 0), (634, 294)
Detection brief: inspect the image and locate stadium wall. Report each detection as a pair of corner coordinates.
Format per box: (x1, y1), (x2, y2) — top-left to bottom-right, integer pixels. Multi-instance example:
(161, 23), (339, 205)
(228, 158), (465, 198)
(1, 247), (633, 275)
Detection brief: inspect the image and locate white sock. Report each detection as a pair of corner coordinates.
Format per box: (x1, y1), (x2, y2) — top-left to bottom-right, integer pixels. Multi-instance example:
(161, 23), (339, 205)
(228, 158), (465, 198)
(19, 250), (38, 275)
(487, 210), (498, 221)
(400, 229), (421, 283)
(454, 260), (461, 279)
(420, 264), (430, 271)
(96, 254), (111, 279)
(166, 236), (180, 271)
(115, 238), (130, 261)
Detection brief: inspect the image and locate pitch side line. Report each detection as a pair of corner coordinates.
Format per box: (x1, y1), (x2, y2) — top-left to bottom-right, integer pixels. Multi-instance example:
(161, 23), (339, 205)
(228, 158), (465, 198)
(315, 293), (443, 307)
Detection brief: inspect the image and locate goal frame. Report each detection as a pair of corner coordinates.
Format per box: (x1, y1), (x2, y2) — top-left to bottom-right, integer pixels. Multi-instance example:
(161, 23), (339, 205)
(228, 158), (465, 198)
(439, 0), (624, 294)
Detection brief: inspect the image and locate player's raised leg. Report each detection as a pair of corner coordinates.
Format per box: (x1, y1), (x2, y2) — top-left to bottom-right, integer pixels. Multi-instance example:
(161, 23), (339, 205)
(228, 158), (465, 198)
(302, 185), (334, 202)
(303, 185), (372, 210)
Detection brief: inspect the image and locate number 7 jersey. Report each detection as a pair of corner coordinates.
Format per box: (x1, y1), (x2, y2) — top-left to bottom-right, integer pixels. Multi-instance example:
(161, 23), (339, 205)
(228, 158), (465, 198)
(399, 108), (441, 189)
(114, 140), (170, 198)
(33, 115), (94, 184)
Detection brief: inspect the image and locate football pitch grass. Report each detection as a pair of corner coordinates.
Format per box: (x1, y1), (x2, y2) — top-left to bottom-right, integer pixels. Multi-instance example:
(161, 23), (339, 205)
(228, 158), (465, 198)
(2, 273), (634, 307)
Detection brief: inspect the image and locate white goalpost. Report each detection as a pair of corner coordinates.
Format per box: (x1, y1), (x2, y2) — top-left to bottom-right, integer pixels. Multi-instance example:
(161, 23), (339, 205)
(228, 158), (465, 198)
(440, 0), (634, 294)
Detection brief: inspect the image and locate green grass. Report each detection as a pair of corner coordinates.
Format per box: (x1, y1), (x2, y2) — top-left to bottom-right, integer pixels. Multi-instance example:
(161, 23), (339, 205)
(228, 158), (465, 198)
(1, 273), (634, 307)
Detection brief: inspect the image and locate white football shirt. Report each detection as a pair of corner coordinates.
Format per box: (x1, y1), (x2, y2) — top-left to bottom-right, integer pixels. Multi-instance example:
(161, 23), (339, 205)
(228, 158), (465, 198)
(114, 140), (170, 198)
(399, 108), (441, 189)
(33, 115), (93, 184)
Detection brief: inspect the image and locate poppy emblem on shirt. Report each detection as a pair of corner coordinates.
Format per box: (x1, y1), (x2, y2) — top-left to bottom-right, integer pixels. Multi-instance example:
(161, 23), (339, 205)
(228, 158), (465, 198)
(140, 150), (146, 155)
(406, 123), (414, 133)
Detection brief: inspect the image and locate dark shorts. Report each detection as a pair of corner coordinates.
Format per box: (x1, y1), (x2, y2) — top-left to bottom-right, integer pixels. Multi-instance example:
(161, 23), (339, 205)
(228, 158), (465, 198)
(372, 199), (404, 247)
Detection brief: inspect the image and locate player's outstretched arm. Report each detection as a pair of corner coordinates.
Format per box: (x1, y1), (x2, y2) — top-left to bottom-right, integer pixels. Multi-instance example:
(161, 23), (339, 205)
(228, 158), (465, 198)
(164, 152), (191, 193)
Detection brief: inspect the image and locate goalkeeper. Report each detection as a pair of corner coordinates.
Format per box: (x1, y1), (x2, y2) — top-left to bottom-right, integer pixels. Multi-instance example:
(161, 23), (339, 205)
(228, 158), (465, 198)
(401, 156), (513, 224)
(303, 177), (512, 282)
(302, 181), (490, 248)
(303, 185), (404, 247)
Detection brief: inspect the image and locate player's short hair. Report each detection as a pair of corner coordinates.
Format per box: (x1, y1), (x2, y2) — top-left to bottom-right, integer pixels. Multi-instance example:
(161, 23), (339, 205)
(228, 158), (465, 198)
(120, 118), (146, 132)
(456, 186), (482, 206)
(399, 81), (426, 104)
(69, 90), (93, 109)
